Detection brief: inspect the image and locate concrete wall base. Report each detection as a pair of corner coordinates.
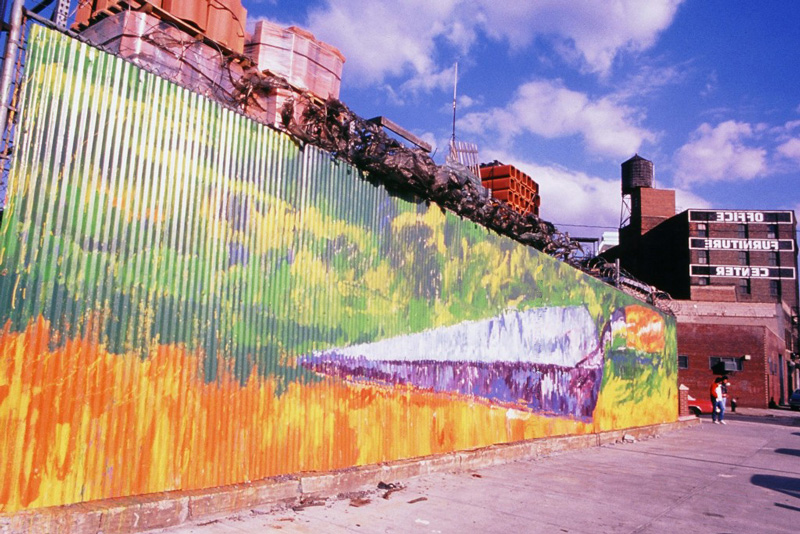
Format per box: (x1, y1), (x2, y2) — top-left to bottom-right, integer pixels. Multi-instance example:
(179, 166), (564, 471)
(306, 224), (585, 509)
(0, 418), (699, 534)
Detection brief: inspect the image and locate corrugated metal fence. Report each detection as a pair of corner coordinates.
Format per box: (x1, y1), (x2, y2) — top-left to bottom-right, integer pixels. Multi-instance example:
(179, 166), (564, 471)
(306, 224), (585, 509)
(0, 26), (677, 514)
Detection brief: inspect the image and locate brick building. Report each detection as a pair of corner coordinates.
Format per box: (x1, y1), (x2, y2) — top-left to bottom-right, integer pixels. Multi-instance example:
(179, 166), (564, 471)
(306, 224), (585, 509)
(604, 155), (799, 407)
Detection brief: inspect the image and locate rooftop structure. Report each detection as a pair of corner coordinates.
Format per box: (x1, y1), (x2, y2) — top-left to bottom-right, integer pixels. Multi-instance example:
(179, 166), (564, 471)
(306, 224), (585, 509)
(603, 155), (800, 406)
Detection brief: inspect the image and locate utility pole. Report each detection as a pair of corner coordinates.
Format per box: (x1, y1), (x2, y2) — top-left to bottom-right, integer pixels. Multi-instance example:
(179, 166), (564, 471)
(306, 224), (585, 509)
(451, 62), (457, 143)
(0, 0), (25, 139)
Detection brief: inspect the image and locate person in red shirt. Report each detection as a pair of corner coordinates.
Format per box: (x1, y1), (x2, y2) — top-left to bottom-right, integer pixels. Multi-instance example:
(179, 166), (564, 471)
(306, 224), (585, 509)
(710, 377), (726, 424)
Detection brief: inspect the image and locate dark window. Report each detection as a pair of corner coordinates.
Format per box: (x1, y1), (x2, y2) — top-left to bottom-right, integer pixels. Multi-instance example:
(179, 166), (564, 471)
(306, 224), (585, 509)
(698, 250), (709, 264)
(696, 223), (708, 237)
(738, 278), (751, 295)
(709, 356), (743, 372)
(768, 252), (779, 266)
(767, 224), (778, 239)
(678, 355), (689, 369)
(770, 279), (780, 297)
(737, 224), (748, 238)
(738, 251), (749, 265)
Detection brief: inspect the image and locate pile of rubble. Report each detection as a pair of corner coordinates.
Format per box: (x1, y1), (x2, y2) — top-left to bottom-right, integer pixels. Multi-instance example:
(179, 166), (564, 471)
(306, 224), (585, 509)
(278, 93), (581, 262)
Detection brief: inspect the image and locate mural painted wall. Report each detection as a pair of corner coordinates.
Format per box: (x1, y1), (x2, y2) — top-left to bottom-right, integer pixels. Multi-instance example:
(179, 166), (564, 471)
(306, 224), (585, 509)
(0, 26), (677, 514)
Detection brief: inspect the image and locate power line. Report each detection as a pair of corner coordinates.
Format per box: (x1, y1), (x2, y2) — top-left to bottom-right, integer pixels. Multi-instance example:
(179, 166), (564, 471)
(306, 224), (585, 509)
(552, 222), (618, 230)
(554, 221), (800, 235)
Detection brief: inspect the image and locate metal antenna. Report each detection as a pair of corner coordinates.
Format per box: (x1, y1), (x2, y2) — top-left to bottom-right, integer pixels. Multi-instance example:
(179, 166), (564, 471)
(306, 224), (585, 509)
(451, 62), (458, 143)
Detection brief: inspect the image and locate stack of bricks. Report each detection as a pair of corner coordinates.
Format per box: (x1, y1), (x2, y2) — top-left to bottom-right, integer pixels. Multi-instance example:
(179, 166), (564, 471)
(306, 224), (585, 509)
(245, 20), (346, 101)
(479, 163), (540, 217)
(74, 0), (248, 55)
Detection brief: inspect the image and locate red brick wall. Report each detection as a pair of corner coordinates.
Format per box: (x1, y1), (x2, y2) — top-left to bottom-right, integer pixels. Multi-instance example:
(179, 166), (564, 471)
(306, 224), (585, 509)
(764, 329), (788, 405)
(677, 322), (784, 408)
(687, 219), (798, 309)
(636, 188), (676, 234)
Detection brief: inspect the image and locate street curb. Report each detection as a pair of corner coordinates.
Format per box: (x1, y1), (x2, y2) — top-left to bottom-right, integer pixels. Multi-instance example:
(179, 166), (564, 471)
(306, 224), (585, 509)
(0, 418), (700, 534)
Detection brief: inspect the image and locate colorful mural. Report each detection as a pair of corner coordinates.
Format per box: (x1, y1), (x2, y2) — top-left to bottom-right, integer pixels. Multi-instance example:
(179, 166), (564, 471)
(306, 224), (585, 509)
(0, 26), (677, 515)
(301, 305), (666, 420)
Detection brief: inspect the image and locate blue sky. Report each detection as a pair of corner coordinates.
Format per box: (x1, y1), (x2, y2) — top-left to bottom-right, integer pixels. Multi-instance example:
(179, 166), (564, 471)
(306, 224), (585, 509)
(243, 0), (800, 240)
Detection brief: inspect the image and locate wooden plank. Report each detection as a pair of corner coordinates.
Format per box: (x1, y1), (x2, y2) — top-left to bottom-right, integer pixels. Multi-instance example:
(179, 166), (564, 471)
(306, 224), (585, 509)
(368, 116), (432, 152)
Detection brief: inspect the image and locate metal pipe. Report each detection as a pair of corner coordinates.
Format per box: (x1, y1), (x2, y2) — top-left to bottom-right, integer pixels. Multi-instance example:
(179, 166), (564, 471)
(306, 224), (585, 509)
(0, 0), (25, 140)
(24, 7), (80, 38)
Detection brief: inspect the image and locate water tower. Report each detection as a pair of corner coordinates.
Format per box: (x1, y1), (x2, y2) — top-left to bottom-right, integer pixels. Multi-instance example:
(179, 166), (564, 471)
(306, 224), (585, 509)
(619, 154), (654, 229)
(619, 154), (675, 239)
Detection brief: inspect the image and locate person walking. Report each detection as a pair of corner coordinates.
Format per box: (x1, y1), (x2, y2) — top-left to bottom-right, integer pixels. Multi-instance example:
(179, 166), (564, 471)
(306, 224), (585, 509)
(710, 377), (726, 424)
(721, 376), (731, 411)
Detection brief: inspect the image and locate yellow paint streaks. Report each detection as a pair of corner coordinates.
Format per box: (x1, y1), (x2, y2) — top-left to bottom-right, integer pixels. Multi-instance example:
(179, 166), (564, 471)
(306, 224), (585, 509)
(0, 316), (675, 514)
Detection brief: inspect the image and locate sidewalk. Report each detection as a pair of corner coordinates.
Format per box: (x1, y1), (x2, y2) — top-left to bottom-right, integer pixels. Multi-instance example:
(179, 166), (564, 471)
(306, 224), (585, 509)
(728, 406), (800, 418)
(146, 411), (800, 534)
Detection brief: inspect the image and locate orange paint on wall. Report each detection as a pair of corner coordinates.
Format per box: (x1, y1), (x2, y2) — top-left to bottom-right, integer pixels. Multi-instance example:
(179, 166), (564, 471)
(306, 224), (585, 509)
(624, 305), (666, 353)
(0, 317), (673, 514)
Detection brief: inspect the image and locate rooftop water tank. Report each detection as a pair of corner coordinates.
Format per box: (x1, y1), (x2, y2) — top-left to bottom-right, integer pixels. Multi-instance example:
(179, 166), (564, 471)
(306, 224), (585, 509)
(621, 154), (654, 194)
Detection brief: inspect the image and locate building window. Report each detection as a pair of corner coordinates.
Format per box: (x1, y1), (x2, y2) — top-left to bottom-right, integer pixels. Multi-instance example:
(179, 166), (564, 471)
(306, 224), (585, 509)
(770, 279), (781, 297)
(738, 278), (751, 295)
(709, 356), (743, 372)
(678, 355), (689, 369)
(737, 224), (748, 238)
(767, 224), (778, 238)
(696, 223), (708, 237)
(738, 251), (749, 265)
(768, 252), (778, 266)
(698, 250), (709, 264)
(697, 277), (710, 286)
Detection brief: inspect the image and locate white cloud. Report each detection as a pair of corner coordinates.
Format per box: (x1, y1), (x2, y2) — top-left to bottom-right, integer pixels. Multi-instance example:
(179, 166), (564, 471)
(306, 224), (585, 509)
(673, 121), (768, 186)
(482, 152), (624, 234)
(702, 70), (718, 97)
(459, 80), (656, 158)
(400, 64), (457, 94)
(476, 0), (685, 75)
(674, 188), (712, 212)
(777, 138), (800, 163)
(484, 155), (709, 241)
(614, 64), (687, 101)
(418, 131), (440, 154)
(534, 166), (622, 232)
(479, 146), (709, 239)
(305, 0), (462, 89)
(457, 94), (479, 109)
(301, 0), (685, 89)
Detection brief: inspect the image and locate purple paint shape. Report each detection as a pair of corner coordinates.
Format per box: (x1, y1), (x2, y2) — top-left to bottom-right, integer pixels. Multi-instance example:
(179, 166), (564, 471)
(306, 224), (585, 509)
(302, 357), (602, 419)
(299, 306), (619, 421)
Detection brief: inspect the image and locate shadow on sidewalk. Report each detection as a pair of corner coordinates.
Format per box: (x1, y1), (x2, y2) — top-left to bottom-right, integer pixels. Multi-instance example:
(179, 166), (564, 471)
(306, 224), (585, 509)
(721, 414), (800, 428)
(751, 474), (800, 501)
